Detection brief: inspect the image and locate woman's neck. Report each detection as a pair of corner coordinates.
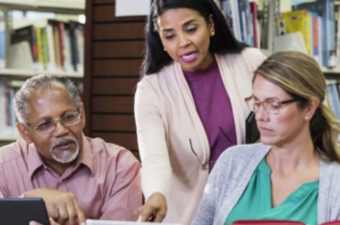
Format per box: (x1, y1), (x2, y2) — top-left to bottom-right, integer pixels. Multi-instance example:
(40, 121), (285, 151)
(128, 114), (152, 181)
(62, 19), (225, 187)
(266, 137), (319, 175)
(183, 59), (217, 78)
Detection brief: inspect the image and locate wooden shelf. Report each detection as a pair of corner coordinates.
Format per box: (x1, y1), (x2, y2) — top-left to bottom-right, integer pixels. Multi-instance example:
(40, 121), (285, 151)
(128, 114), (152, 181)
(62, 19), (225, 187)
(0, 68), (83, 79)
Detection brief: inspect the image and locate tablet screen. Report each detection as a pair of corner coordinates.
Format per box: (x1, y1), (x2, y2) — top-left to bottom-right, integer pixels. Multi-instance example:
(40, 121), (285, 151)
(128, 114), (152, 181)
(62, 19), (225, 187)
(0, 198), (50, 225)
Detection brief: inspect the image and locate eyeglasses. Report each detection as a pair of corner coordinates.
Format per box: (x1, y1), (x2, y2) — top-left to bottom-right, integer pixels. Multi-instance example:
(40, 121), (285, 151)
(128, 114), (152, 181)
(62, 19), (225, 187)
(245, 96), (299, 114)
(189, 139), (210, 170)
(26, 112), (82, 134)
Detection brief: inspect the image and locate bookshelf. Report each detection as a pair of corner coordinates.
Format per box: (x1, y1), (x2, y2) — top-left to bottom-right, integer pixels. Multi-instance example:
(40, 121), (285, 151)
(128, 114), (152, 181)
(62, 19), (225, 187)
(0, 0), (85, 143)
(224, 0), (340, 77)
(0, 0), (84, 12)
(0, 68), (82, 79)
(0, 134), (20, 142)
(322, 67), (340, 75)
(322, 68), (340, 81)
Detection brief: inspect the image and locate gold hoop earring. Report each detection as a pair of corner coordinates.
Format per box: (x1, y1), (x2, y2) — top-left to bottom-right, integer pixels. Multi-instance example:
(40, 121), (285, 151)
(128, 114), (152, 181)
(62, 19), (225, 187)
(210, 31), (215, 37)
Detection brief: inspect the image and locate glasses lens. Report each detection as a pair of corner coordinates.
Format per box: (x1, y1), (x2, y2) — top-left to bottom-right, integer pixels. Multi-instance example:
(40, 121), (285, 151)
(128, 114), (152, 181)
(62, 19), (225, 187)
(36, 120), (55, 134)
(264, 99), (281, 114)
(61, 113), (80, 127)
(246, 98), (255, 111)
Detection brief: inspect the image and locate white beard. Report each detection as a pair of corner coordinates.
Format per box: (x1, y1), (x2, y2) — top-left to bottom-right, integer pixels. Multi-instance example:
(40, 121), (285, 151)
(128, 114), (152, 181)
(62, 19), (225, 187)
(50, 136), (80, 164)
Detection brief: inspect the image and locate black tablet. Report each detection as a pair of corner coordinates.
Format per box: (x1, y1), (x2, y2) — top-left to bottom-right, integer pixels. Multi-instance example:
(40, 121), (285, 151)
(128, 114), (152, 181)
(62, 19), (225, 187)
(0, 198), (50, 225)
(245, 112), (260, 144)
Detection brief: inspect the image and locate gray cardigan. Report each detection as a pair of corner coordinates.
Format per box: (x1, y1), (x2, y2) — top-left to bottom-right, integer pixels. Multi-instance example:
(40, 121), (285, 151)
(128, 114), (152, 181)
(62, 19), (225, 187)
(191, 143), (340, 225)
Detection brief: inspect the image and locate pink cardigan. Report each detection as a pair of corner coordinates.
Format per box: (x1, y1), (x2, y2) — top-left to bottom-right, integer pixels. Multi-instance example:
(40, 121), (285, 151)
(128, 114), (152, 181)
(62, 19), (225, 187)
(134, 48), (266, 225)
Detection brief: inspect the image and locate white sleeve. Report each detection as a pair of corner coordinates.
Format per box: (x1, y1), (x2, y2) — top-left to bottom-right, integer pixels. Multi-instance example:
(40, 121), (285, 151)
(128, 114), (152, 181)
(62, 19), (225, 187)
(134, 80), (172, 201)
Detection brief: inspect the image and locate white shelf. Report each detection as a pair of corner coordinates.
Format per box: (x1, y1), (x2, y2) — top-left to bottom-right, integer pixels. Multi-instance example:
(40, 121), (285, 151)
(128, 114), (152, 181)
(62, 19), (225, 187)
(0, 68), (83, 79)
(0, 0), (35, 5)
(0, 135), (20, 142)
(0, 127), (20, 142)
(0, 0), (85, 12)
(35, 0), (85, 10)
(321, 67), (340, 74)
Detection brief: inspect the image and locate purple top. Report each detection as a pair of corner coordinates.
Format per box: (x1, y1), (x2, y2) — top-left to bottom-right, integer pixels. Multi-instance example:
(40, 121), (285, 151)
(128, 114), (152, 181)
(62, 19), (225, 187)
(183, 60), (237, 170)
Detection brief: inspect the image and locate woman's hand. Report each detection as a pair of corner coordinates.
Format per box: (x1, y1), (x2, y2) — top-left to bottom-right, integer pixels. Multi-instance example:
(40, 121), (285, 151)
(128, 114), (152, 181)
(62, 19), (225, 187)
(137, 192), (167, 222)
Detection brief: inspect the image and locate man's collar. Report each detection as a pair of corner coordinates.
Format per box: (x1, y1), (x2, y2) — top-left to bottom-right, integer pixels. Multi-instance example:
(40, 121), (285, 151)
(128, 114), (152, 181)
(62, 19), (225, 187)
(28, 144), (44, 178)
(76, 134), (94, 174)
(28, 134), (94, 179)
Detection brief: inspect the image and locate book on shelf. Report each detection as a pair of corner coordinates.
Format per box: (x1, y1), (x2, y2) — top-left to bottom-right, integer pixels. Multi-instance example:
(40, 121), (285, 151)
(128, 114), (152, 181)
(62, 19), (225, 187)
(10, 25), (38, 68)
(335, 5), (340, 68)
(327, 82), (340, 120)
(8, 19), (85, 74)
(220, 0), (235, 40)
(215, 0), (340, 69)
(311, 13), (323, 66)
(250, 2), (258, 48)
(218, 0), (258, 47)
(292, 0), (335, 67)
(0, 81), (19, 138)
(277, 10), (312, 56)
(0, 21), (6, 70)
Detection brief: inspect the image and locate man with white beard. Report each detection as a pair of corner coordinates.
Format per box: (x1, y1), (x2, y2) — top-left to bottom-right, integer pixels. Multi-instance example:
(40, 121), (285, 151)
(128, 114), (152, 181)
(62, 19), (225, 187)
(0, 74), (142, 225)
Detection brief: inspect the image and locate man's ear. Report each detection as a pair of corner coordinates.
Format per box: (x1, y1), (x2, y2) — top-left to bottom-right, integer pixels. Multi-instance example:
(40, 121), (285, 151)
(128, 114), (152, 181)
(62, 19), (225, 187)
(16, 123), (33, 144)
(80, 103), (86, 129)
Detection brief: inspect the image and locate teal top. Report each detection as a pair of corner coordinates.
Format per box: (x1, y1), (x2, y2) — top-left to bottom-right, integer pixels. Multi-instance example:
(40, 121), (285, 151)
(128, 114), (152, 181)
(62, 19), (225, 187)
(225, 158), (319, 225)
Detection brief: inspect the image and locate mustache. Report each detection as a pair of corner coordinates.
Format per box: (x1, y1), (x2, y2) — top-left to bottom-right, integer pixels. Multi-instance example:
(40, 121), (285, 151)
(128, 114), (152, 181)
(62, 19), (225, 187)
(51, 136), (77, 150)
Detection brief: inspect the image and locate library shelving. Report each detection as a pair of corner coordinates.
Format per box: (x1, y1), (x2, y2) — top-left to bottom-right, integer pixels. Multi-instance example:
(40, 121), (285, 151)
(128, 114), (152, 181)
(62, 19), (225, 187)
(0, 0), (84, 12)
(0, 68), (83, 79)
(0, 0), (85, 143)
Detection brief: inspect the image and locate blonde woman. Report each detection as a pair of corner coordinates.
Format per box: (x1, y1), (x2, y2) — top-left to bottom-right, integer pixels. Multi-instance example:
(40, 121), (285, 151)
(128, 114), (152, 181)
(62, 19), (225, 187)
(192, 51), (340, 225)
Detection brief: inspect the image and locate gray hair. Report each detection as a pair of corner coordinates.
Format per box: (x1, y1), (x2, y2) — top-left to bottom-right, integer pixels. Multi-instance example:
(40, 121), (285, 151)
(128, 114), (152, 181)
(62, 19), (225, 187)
(13, 74), (82, 124)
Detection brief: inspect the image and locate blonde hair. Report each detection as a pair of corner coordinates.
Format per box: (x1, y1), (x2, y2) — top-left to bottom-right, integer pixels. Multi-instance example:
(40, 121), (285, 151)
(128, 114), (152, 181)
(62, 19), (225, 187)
(255, 51), (340, 163)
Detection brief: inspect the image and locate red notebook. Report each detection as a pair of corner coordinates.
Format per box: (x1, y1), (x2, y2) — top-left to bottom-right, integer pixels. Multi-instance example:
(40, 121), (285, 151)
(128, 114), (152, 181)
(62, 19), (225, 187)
(231, 220), (340, 225)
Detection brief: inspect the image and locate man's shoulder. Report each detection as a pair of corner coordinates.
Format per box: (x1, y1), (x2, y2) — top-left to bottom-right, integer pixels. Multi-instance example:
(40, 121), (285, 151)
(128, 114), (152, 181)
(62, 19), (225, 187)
(0, 139), (29, 164)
